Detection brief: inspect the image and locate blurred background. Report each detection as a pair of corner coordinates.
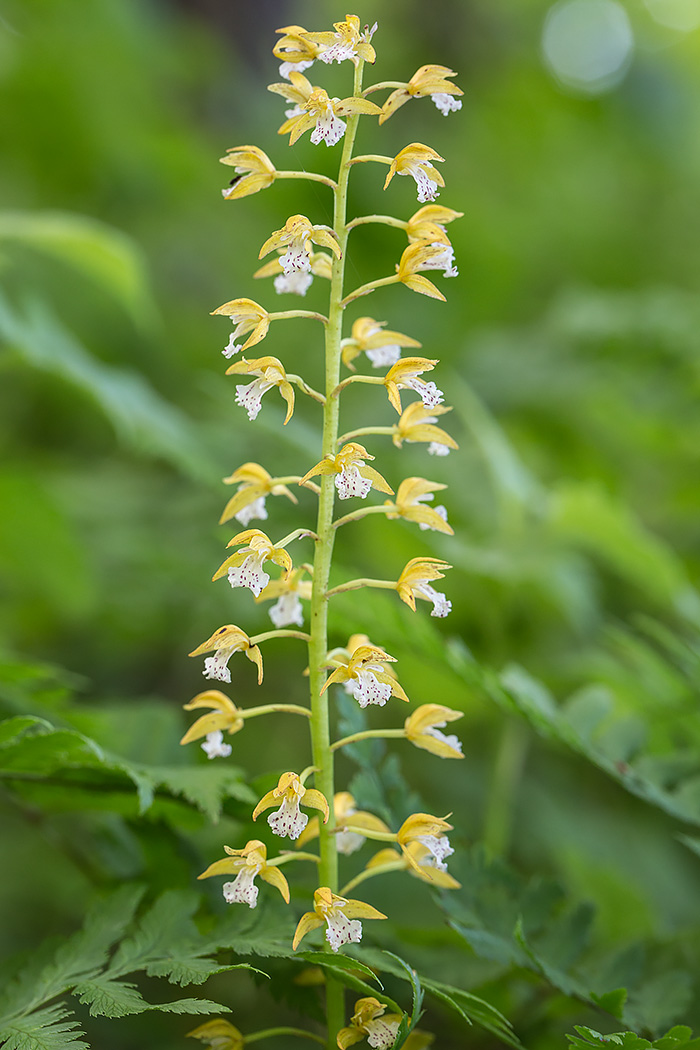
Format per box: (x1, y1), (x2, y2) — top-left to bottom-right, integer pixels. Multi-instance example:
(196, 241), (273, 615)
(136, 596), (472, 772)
(2, 0), (700, 1046)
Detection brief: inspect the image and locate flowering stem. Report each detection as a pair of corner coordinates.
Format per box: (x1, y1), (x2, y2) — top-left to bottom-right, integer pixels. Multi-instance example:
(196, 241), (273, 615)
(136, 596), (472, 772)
(330, 728), (405, 752)
(244, 1027), (326, 1046)
(346, 214), (407, 231)
(326, 578), (396, 598)
(332, 505), (392, 529)
(339, 861), (406, 897)
(241, 703), (311, 720)
(275, 170), (338, 192)
(361, 81), (406, 96)
(347, 154), (393, 166)
(270, 310), (328, 324)
(306, 55), (368, 1050)
(336, 425), (396, 444)
(249, 629), (311, 644)
(341, 275), (400, 307)
(331, 374), (385, 399)
(267, 851), (320, 868)
(340, 825), (397, 842)
(287, 374), (326, 405)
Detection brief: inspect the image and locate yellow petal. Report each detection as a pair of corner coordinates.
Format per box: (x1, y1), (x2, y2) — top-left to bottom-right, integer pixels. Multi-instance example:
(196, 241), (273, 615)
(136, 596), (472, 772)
(302, 787), (330, 823)
(401, 274), (447, 301)
(252, 788), (279, 821)
(292, 910), (324, 951)
(259, 864), (291, 903)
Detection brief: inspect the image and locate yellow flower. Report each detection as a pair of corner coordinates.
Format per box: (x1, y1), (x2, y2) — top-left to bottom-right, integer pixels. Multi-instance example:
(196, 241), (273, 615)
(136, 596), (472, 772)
(321, 644), (409, 709)
(259, 213), (341, 276)
(384, 143), (445, 204)
(219, 145), (276, 201)
(392, 401), (458, 455)
(302, 16), (378, 66)
(403, 1032), (435, 1050)
(187, 624), (263, 685)
(223, 356), (295, 424)
(397, 813), (455, 879)
(337, 997), (403, 1050)
(210, 298), (270, 357)
(252, 771), (330, 840)
(187, 1018), (244, 1050)
(293, 886), (386, 953)
(385, 477), (453, 535)
(300, 442), (393, 501)
(254, 250), (333, 297)
(384, 357), (443, 414)
(395, 243), (450, 300)
(257, 565), (313, 628)
(340, 316), (421, 371)
(219, 462), (297, 528)
(297, 791), (391, 854)
(396, 557), (452, 617)
(364, 846), (461, 890)
(180, 690), (244, 755)
(406, 204), (463, 245)
(379, 65), (463, 124)
(270, 73), (381, 147)
(404, 704), (464, 759)
(197, 839), (290, 908)
(212, 528), (293, 598)
(273, 24), (320, 78)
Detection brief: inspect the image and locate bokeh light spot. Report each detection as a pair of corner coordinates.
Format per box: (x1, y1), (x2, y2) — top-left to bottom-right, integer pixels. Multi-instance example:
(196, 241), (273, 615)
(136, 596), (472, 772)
(542, 0), (634, 95)
(645, 0), (700, 31)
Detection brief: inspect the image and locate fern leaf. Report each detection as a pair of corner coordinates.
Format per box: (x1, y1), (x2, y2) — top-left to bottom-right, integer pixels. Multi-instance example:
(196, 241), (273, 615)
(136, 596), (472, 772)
(0, 1004), (88, 1050)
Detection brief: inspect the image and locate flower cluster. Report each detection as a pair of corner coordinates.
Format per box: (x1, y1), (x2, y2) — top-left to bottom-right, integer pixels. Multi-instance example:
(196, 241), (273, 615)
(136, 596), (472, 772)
(182, 13), (464, 1049)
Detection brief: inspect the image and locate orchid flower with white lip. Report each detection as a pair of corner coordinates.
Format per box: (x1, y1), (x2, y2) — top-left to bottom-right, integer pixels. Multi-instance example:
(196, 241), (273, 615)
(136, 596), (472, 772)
(187, 626), (263, 685)
(391, 401), (459, 453)
(337, 998), (403, 1050)
(379, 65), (463, 124)
(223, 356), (296, 424)
(272, 23), (320, 78)
(219, 462), (297, 528)
(252, 771), (329, 841)
(385, 477), (453, 535)
(321, 644), (409, 709)
(197, 839), (290, 909)
(269, 73), (381, 148)
(254, 249), (332, 298)
(212, 527), (294, 599)
(384, 143), (445, 203)
(296, 791), (391, 857)
(218, 144), (276, 201)
(302, 16), (378, 67)
(210, 298), (270, 354)
(300, 442), (393, 502)
(258, 214), (341, 277)
(292, 887), (386, 953)
(396, 813), (455, 879)
(428, 441), (452, 456)
(384, 357), (444, 414)
(395, 557), (452, 617)
(340, 316), (421, 371)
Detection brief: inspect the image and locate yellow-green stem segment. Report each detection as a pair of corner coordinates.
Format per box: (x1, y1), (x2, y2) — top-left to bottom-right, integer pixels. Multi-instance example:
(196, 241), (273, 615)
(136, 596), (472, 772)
(305, 56), (366, 1049)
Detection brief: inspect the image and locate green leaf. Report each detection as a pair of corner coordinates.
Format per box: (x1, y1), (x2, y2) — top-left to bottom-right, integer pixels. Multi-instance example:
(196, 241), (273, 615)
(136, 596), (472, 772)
(0, 1005), (88, 1050)
(298, 952), (383, 990)
(73, 978), (149, 1018)
(0, 210), (155, 328)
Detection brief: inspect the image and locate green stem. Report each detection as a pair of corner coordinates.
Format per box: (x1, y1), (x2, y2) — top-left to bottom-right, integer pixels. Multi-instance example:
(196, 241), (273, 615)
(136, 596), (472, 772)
(331, 374), (385, 399)
(341, 275), (400, 307)
(288, 373), (327, 404)
(270, 310), (328, 324)
(333, 505), (392, 529)
(326, 577), (396, 598)
(241, 703), (311, 720)
(346, 214), (407, 231)
(337, 425), (396, 444)
(361, 81), (406, 96)
(306, 56), (368, 1050)
(276, 170), (338, 191)
(340, 861), (405, 896)
(267, 851), (320, 867)
(347, 154), (393, 166)
(331, 728), (405, 752)
(249, 629), (311, 645)
(244, 1027), (326, 1046)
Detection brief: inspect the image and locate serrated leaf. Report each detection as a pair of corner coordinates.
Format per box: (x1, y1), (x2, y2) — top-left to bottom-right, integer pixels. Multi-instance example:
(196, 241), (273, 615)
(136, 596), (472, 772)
(73, 977), (148, 1018)
(146, 960), (266, 987)
(0, 1005), (88, 1050)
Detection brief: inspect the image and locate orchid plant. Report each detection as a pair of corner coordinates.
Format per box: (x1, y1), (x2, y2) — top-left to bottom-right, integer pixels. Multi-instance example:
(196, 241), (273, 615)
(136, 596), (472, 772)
(182, 15), (465, 1050)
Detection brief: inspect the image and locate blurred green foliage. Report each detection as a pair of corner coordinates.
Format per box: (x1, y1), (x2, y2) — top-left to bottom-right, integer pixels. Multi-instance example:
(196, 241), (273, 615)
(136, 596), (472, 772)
(1, 0), (700, 1048)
